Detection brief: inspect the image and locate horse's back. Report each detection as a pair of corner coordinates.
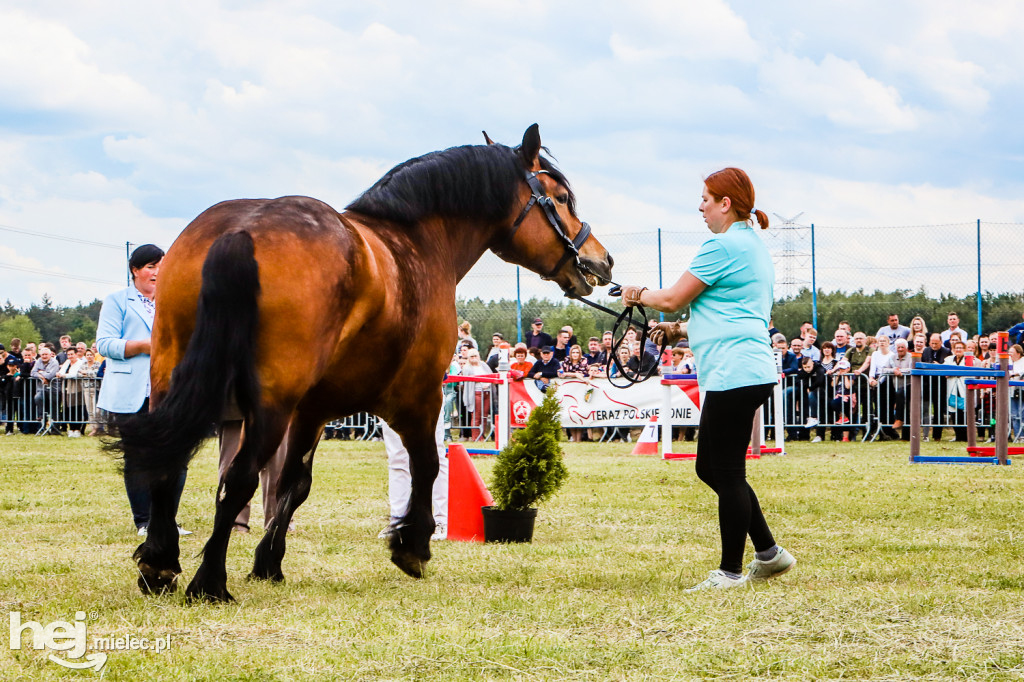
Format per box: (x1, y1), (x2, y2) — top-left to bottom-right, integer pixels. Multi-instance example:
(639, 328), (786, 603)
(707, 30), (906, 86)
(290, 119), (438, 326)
(152, 197), (370, 401)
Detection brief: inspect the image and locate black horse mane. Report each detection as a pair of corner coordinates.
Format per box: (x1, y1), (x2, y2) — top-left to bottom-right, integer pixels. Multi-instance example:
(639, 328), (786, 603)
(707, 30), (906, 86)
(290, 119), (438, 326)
(346, 142), (576, 226)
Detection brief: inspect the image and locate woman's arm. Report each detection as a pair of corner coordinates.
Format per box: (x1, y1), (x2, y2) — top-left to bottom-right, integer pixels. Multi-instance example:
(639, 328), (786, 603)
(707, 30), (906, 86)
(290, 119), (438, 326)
(635, 272), (708, 313)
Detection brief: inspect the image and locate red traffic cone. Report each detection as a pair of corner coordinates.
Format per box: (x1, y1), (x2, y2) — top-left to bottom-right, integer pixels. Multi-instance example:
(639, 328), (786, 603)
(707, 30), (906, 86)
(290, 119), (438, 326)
(446, 442), (494, 542)
(631, 416), (659, 455)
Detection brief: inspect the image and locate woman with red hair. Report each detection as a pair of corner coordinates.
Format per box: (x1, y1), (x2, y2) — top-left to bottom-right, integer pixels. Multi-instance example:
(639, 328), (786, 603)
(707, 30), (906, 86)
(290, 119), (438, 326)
(618, 168), (795, 591)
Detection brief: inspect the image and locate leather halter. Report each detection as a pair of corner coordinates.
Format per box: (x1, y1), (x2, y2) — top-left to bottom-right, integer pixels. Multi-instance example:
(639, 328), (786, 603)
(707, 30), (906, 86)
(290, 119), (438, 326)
(504, 170), (593, 279)
(501, 168), (662, 386)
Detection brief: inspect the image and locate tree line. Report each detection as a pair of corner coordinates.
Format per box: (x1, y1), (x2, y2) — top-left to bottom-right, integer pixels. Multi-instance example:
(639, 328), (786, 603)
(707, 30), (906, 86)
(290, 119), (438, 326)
(458, 288), (1024, 346)
(0, 296), (101, 347)
(2, 287), (1021, 350)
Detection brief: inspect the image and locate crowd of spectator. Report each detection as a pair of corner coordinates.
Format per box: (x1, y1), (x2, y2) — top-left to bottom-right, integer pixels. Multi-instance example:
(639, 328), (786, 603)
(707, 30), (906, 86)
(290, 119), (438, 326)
(449, 310), (1024, 444)
(4, 309), (1022, 444)
(772, 311), (1024, 443)
(0, 334), (107, 436)
(452, 318), (697, 388)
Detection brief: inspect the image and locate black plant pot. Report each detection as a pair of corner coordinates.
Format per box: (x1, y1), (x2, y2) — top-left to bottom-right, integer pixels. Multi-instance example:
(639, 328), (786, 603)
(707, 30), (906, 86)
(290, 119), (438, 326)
(481, 506), (538, 543)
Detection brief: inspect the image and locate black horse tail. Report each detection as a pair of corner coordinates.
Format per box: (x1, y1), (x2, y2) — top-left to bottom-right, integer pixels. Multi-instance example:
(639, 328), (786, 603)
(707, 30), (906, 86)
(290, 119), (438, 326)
(113, 230), (264, 483)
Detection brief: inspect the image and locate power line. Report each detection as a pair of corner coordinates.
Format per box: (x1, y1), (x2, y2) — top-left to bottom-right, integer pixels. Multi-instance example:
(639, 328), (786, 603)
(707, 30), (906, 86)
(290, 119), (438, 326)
(0, 261), (122, 285)
(0, 223), (124, 250)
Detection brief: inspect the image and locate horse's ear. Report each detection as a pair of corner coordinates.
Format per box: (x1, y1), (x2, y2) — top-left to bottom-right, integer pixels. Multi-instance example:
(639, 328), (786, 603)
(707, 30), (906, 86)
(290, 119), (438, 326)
(520, 123), (541, 168)
(482, 130), (495, 145)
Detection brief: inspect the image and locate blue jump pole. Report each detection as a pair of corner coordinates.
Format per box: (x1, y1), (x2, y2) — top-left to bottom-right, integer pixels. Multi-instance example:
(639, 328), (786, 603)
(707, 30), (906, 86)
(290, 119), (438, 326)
(909, 360), (1012, 465)
(810, 223), (817, 330)
(516, 266), (522, 344)
(976, 218), (983, 337)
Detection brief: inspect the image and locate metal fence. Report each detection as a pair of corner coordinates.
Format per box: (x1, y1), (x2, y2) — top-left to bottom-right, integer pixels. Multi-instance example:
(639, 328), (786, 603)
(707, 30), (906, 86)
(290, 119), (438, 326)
(2, 377), (104, 436)
(762, 372), (999, 443)
(4, 375), (1013, 444)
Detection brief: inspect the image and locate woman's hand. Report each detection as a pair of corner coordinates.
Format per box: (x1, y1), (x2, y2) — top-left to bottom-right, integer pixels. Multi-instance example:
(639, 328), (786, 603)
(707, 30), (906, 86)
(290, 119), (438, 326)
(125, 338), (152, 358)
(649, 321), (688, 347)
(618, 285), (647, 307)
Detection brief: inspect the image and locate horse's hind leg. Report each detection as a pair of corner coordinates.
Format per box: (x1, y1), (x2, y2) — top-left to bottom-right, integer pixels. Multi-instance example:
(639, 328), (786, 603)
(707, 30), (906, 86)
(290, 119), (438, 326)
(249, 414), (322, 582)
(389, 409), (443, 578)
(185, 412), (289, 603)
(133, 470), (185, 594)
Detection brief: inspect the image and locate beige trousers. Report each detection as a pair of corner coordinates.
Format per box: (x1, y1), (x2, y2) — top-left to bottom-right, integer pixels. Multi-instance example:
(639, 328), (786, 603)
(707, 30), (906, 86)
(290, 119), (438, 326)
(217, 421), (290, 530)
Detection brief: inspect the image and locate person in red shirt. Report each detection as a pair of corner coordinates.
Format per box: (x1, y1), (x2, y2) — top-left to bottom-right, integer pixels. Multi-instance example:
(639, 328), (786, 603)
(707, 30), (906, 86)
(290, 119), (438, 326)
(509, 344), (533, 378)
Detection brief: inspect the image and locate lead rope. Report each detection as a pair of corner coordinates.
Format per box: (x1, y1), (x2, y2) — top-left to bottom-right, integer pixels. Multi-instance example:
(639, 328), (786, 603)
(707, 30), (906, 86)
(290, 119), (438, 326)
(567, 284), (667, 388)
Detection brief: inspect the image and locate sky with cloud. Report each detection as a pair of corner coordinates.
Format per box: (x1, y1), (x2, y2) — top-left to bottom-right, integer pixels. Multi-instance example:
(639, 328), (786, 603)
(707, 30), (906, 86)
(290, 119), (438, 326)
(1, 0), (1021, 308)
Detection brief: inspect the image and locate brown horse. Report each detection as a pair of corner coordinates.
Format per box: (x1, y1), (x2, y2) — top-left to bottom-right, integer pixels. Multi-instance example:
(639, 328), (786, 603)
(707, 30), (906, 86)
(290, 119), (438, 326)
(114, 124), (614, 602)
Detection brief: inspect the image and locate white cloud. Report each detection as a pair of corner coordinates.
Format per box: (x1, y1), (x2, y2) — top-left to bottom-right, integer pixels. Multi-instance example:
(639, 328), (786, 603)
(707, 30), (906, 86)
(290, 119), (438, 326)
(0, 195), (184, 306)
(0, 9), (157, 120)
(0, 1), (1021, 308)
(609, 0), (758, 63)
(759, 52), (918, 133)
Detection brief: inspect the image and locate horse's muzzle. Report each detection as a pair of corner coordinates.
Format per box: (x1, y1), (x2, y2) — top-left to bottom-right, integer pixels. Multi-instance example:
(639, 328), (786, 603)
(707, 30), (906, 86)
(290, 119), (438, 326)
(580, 253), (614, 288)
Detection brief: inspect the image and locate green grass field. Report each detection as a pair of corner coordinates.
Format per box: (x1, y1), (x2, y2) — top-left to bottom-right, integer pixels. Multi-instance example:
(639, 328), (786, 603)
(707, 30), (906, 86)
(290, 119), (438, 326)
(1, 435), (1022, 680)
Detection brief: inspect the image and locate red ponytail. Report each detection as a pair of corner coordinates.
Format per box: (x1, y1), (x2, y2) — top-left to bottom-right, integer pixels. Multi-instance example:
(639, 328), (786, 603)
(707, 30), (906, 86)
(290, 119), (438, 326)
(705, 168), (769, 230)
(752, 208), (769, 230)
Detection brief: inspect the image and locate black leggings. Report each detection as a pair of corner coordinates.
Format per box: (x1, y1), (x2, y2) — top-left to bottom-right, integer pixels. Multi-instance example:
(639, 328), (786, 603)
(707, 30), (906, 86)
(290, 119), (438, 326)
(695, 383), (777, 575)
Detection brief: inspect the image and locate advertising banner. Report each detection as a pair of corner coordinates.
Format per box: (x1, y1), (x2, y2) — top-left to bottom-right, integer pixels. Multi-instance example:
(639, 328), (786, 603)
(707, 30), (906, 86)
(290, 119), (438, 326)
(508, 377), (701, 428)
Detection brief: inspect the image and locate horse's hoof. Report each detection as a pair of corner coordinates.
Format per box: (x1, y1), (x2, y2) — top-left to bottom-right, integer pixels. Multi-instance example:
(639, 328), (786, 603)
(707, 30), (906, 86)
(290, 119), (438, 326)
(390, 549), (426, 579)
(246, 570), (285, 583)
(136, 562), (179, 595)
(184, 581), (235, 604)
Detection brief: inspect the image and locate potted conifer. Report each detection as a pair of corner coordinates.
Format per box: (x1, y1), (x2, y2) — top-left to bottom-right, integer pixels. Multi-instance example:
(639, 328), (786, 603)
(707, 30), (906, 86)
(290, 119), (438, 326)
(483, 393), (569, 543)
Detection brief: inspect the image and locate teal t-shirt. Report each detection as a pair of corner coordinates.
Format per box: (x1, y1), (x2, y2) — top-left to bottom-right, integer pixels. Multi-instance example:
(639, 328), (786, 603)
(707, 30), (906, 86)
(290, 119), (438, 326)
(687, 221), (777, 391)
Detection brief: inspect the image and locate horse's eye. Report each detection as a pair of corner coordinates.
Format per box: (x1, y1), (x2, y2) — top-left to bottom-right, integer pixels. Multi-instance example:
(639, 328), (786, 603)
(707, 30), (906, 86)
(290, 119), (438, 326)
(556, 194), (569, 205)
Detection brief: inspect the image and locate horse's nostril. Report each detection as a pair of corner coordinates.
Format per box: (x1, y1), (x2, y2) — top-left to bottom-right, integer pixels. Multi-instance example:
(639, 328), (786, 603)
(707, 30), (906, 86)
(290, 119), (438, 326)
(606, 253), (615, 270)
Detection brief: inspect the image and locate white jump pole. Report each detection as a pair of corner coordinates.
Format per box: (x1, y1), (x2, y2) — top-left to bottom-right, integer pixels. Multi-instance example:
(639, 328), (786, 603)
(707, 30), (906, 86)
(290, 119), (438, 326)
(660, 380), (673, 457)
(774, 350), (786, 455)
(495, 343), (511, 451)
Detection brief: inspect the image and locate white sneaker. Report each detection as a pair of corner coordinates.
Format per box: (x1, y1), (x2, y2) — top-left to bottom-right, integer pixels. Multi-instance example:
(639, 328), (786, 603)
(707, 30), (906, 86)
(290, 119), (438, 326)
(746, 547), (796, 582)
(378, 524), (396, 540)
(811, 436), (822, 443)
(431, 523), (447, 541)
(685, 569), (747, 592)
(138, 525), (191, 536)
(804, 417), (819, 428)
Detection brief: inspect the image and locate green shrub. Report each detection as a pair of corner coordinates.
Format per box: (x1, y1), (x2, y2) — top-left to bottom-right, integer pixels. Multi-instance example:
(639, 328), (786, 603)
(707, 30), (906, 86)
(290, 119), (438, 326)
(490, 393), (569, 511)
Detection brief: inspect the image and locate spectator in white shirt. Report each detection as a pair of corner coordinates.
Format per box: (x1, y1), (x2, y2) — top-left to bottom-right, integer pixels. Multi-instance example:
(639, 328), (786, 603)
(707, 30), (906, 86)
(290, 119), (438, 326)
(867, 336), (892, 386)
(939, 311), (966, 348)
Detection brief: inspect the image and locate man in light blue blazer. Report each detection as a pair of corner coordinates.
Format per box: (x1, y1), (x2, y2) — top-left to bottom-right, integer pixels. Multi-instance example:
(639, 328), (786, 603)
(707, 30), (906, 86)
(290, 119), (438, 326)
(97, 244), (190, 536)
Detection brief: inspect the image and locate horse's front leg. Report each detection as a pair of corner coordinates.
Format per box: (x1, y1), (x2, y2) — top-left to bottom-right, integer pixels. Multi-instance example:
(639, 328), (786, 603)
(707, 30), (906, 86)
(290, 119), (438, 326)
(389, 411), (443, 578)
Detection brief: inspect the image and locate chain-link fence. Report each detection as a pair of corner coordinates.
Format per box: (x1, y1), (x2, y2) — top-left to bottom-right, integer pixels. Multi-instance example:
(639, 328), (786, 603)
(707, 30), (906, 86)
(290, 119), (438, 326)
(456, 221), (1024, 345)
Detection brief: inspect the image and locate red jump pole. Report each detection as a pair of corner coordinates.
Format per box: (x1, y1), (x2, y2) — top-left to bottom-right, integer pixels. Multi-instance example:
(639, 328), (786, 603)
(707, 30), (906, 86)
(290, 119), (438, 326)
(996, 332), (1010, 465)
